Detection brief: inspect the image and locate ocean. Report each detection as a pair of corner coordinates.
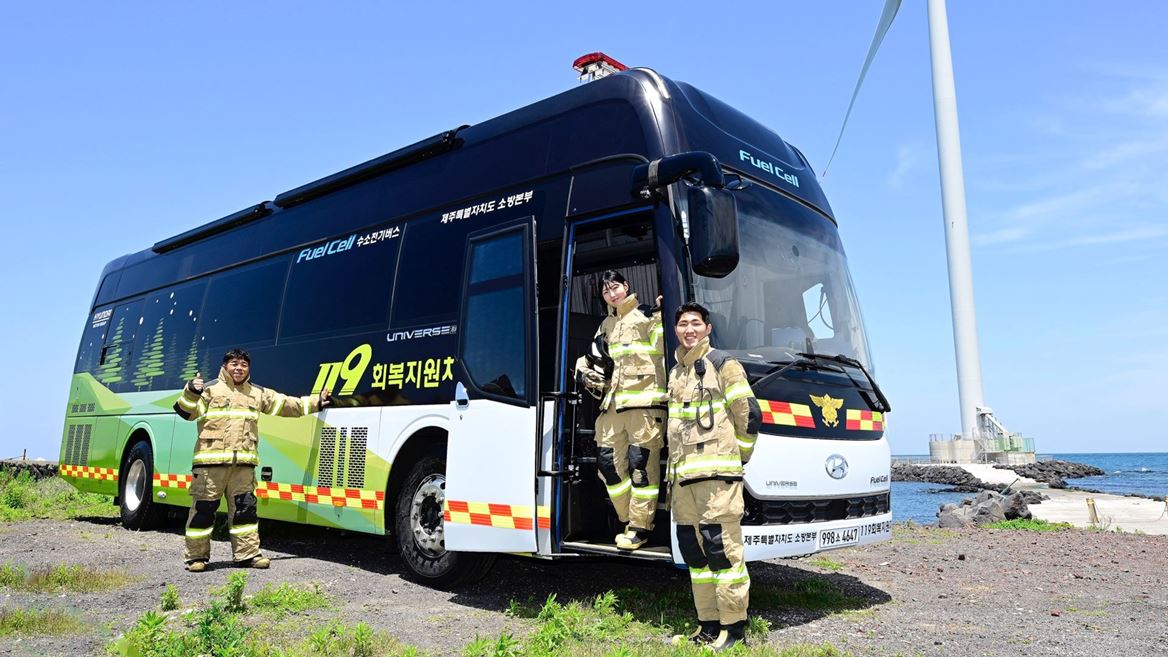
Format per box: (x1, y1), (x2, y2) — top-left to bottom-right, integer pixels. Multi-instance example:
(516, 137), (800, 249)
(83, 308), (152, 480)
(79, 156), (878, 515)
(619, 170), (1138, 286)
(891, 452), (1168, 526)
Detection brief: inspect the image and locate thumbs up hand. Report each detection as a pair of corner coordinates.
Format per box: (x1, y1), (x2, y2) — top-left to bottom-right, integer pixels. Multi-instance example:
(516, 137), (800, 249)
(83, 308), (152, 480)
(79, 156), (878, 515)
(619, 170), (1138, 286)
(188, 372), (204, 395)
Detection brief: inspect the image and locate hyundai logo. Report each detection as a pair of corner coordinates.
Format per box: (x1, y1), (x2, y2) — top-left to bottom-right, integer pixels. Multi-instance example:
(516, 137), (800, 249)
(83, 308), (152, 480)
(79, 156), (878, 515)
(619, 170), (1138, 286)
(825, 454), (849, 479)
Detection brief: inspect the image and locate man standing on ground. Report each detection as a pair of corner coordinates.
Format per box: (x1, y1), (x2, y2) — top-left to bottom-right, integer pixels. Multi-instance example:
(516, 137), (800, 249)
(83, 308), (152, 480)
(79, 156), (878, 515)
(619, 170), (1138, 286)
(574, 270), (667, 550)
(174, 348), (332, 571)
(667, 302), (761, 649)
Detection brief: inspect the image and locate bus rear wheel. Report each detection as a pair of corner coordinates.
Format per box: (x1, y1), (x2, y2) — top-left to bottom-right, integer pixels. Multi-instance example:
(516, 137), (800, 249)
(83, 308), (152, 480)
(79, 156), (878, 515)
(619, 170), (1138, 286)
(392, 452), (495, 589)
(119, 441), (165, 530)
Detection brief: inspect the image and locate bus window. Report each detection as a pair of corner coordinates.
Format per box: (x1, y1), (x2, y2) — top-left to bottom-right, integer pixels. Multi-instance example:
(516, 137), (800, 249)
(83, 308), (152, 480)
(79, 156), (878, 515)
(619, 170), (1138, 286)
(802, 283), (835, 340)
(75, 306), (114, 375)
(94, 299), (144, 392)
(391, 217), (469, 327)
(280, 230), (401, 342)
(129, 281), (208, 392)
(198, 258), (288, 352)
(462, 227), (529, 401)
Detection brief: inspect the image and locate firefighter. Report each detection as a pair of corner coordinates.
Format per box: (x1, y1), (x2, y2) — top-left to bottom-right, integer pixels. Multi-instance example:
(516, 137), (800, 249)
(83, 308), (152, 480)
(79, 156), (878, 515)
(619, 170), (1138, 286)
(667, 302), (761, 650)
(173, 348), (332, 572)
(573, 270), (667, 550)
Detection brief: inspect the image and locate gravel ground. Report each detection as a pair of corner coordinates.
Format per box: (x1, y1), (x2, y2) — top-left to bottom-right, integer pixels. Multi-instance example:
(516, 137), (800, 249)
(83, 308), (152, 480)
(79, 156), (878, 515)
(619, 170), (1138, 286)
(0, 516), (1165, 656)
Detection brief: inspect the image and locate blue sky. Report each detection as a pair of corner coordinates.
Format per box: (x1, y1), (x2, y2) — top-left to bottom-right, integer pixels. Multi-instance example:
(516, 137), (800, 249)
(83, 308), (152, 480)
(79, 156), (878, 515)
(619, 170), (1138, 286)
(1, 2), (1165, 459)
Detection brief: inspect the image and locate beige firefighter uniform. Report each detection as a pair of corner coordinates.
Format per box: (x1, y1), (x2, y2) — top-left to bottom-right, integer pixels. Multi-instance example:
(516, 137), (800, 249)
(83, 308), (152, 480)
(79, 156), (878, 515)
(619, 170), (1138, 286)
(574, 293), (667, 534)
(174, 364), (321, 564)
(667, 337), (761, 626)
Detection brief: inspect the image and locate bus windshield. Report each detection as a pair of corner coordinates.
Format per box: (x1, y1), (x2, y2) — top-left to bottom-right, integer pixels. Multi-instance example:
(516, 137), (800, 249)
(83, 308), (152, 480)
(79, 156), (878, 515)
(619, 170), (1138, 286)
(693, 184), (874, 373)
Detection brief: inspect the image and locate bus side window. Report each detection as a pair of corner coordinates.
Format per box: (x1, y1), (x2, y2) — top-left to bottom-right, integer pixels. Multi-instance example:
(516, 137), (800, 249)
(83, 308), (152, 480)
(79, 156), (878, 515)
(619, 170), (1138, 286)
(461, 227), (529, 401)
(128, 281), (208, 392)
(280, 230), (400, 342)
(75, 307), (115, 375)
(199, 258), (288, 356)
(94, 299), (144, 392)
(392, 217), (471, 328)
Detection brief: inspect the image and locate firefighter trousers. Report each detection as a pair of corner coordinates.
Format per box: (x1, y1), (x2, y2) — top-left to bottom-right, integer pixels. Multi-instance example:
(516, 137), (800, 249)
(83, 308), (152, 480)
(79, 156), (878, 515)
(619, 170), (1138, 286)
(672, 478), (749, 625)
(184, 464), (261, 563)
(595, 408), (663, 531)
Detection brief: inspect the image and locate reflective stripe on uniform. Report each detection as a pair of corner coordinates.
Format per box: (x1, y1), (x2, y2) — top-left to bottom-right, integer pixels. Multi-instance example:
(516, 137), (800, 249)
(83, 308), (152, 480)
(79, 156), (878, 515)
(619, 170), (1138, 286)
(608, 342), (662, 358)
(736, 434), (757, 450)
(689, 564), (749, 585)
(631, 485), (659, 500)
(614, 389), (668, 405)
(674, 456), (743, 477)
(723, 381), (754, 403)
(176, 394), (198, 411)
(202, 409), (259, 421)
(185, 526), (213, 539)
(196, 400), (207, 416)
(192, 451), (259, 464)
(266, 395), (285, 416)
(301, 396), (312, 412)
(668, 400), (727, 419)
(229, 523), (259, 536)
(606, 478), (631, 497)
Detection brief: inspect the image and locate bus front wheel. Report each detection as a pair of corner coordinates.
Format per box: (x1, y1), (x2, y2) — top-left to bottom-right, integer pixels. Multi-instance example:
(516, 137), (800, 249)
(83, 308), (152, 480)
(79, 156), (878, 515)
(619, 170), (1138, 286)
(392, 452), (495, 589)
(119, 441), (165, 530)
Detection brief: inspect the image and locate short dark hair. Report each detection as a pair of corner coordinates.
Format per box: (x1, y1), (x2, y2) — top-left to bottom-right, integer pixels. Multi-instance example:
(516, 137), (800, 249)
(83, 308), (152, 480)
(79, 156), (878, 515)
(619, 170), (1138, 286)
(598, 270), (628, 295)
(222, 348), (251, 365)
(674, 302), (710, 325)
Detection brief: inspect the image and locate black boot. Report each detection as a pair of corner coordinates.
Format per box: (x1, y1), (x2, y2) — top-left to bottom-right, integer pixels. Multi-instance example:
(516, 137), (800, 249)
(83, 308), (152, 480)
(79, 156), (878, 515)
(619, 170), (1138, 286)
(671, 620), (720, 646)
(712, 620), (747, 651)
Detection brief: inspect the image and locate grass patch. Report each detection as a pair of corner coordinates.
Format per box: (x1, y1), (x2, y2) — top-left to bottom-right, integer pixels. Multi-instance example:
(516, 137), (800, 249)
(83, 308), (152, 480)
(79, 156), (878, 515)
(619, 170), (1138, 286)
(0, 607), (85, 636)
(0, 470), (116, 522)
(752, 579), (869, 613)
(250, 582), (330, 619)
(0, 562), (134, 592)
(804, 556), (845, 572)
(986, 518), (1073, 532)
(160, 584), (180, 612)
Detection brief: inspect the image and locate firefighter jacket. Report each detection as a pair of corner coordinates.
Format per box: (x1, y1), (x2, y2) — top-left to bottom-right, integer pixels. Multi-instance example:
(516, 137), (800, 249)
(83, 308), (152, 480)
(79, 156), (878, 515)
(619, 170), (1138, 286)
(173, 365), (321, 466)
(667, 337), (762, 483)
(576, 293), (667, 413)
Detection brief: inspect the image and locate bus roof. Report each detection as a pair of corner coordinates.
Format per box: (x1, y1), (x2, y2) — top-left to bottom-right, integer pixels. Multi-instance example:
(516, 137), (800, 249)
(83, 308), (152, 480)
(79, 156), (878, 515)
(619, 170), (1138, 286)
(92, 68), (833, 309)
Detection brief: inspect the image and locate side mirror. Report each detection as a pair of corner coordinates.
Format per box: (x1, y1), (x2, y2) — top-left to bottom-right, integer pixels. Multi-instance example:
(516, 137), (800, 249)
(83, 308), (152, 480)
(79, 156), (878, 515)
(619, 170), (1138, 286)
(687, 185), (739, 278)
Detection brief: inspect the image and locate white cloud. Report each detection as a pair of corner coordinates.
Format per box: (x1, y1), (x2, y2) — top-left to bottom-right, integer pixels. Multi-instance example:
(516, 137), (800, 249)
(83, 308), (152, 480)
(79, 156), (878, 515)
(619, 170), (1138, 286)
(973, 225), (1032, 245)
(887, 143), (924, 189)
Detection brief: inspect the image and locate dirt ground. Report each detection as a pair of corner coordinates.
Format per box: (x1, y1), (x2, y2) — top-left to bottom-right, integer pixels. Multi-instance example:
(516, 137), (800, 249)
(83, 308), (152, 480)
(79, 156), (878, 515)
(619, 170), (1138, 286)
(0, 516), (1165, 656)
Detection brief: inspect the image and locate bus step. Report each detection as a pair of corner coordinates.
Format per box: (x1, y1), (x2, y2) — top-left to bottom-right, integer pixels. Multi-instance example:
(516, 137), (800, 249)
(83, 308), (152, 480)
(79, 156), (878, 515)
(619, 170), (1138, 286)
(559, 540), (673, 562)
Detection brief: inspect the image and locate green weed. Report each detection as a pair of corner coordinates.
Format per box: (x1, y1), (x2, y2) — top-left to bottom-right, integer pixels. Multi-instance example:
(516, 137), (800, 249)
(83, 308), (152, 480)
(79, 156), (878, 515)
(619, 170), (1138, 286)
(0, 607), (85, 637)
(0, 562), (133, 592)
(250, 582), (330, 619)
(986, 518), (1073, 532)
(804, 556), (845, 572)
(0, 471), (116, 522)
(215, 571), (249, 613)
(160, 583), (180, 611)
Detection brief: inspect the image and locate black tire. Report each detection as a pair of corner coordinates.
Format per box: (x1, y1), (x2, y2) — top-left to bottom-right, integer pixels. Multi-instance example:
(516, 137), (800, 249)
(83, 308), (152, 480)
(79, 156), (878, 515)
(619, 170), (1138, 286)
(119, 441), (166, 530)
(392, 451), (496, 589)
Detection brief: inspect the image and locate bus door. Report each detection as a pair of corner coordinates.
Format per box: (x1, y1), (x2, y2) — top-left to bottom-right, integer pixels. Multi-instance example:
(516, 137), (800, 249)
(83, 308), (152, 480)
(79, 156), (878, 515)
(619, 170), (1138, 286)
(444, 216), (541, 553)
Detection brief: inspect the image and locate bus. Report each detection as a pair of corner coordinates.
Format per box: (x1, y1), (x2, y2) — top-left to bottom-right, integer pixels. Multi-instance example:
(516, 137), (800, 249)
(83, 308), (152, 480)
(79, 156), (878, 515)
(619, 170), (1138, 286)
(61, 57), (892, 587)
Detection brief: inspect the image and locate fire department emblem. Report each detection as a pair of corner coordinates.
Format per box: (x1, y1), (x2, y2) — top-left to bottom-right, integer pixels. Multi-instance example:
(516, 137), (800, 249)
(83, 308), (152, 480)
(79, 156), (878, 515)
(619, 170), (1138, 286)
(810, 394), (844, 427)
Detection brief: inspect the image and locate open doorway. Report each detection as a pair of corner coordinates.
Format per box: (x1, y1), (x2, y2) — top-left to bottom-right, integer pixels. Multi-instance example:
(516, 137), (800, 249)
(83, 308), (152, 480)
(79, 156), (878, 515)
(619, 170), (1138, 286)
(558, 214), (671, 559)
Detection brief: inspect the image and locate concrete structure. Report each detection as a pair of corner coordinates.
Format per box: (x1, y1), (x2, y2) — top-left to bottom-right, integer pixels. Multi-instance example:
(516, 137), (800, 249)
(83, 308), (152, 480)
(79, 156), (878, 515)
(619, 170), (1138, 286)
(928, 433), (1036, 464)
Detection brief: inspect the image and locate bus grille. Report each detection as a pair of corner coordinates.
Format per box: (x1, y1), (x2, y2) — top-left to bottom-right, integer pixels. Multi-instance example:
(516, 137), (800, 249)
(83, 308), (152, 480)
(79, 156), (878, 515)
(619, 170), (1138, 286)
(743, 492), (889, 526)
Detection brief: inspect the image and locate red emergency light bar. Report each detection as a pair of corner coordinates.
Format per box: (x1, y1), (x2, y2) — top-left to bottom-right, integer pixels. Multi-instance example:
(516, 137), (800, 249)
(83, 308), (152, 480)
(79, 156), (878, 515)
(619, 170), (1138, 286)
(572, 52), (628, 82)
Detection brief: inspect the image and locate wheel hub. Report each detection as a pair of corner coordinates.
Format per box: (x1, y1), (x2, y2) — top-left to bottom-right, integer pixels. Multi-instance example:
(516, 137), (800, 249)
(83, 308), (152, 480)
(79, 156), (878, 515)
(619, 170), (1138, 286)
(124, 459), (147, 512)
(409, 474), (446, 557)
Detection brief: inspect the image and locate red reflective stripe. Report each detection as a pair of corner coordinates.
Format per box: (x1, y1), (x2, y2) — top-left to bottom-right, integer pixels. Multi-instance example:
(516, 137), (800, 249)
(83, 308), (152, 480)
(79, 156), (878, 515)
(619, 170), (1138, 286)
(447, 500), (470, 513)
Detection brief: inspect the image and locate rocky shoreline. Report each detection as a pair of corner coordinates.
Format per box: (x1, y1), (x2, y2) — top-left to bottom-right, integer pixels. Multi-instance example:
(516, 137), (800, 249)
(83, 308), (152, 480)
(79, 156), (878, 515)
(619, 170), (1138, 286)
(894, 459), (1166, 503)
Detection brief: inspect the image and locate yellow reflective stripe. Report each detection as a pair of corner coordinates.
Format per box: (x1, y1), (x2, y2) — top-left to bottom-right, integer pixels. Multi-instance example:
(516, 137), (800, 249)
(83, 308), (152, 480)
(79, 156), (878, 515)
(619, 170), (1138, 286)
(202, 409), (260, 421)
(675, 457), (743, 476)
(266, 395), (285, 416)
(614, 389), (668, 404)
(606, 478), (631, 497)
(690, 564), (748, 584)
(192, 451), (259, 464)
(689, 567), (715, 583)
(668, 400), (727, 418)
(631, 485), (659, 499)
(185, 527), (213, 539)
(736, 434), (756, 450)
(608, 342), (662, 358)
(176, 395), (198, 411)
(724, 381), (754, 403)
(196, 400), (207, 416)
(229, 523), (258, 535)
